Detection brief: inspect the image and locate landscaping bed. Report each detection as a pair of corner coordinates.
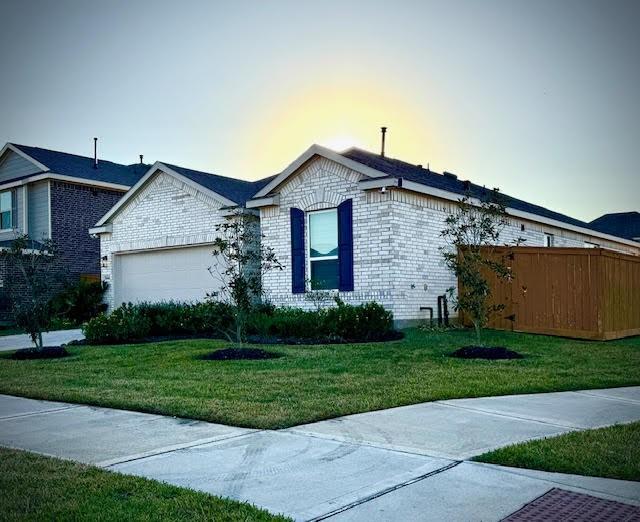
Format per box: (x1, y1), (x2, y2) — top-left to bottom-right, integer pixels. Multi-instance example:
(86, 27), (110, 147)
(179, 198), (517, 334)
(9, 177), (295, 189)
(474, 422), (640, 481)
(0, 447), (287, 521)
(1, 328), (638, 430)
(11, 346), (70, 360)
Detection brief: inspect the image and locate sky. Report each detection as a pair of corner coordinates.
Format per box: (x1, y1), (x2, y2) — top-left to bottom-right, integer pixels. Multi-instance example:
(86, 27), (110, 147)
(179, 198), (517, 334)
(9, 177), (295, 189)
(0, 0), (638, 222)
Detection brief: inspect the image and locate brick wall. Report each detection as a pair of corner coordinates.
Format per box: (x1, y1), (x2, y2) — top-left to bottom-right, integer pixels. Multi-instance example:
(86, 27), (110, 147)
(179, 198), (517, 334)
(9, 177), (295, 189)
(99, 171), (227, 309)
(50, 181), (124, 279)
(260, 157), (639, 324)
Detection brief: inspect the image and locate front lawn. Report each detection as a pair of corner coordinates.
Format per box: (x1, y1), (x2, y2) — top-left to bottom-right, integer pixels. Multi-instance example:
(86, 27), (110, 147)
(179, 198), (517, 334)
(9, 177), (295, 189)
(0, 328), (638, 429)
(0, 447), (288, 521)
(474, 422), (640, 481)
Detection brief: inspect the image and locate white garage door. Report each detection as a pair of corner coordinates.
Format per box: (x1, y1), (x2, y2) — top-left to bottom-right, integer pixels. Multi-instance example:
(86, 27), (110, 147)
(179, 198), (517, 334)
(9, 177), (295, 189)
(114, 245), (222, 305)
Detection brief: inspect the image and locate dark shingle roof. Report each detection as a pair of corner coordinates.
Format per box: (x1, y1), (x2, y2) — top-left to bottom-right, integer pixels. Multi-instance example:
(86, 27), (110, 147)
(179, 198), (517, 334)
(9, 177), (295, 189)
(589, 212), (640, 240)
(10, 144), (148, 187)
(162, 163), (275, 205)
(341, 148), (602, 233)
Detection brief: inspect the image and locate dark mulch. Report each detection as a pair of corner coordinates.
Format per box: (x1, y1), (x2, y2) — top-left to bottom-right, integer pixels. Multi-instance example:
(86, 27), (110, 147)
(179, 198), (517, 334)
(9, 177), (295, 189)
(451, 345), (523, 360)
(200, 348), (283, 361)
(11, 346), (70, 360)
(246, 330), (405, 345)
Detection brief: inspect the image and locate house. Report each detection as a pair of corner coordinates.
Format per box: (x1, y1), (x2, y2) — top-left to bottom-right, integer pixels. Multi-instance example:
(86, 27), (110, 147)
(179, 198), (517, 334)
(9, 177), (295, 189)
(0, 142), (147, 321)
(93, 144), (640, 325)
(589, 212), (640, 242)
(89, 162), (272, 309)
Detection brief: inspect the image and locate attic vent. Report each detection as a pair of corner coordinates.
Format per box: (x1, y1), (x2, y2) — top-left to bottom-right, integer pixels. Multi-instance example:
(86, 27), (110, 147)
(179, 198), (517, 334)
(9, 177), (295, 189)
(443, 171), (457, 180)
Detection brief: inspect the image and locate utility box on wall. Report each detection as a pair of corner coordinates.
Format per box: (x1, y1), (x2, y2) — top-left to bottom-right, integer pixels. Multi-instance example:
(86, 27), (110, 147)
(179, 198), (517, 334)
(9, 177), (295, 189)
(460, 246), (640, 340)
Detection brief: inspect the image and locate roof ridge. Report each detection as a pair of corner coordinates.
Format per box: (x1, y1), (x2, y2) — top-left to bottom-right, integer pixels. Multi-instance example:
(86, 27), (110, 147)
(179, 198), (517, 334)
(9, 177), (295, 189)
(12, 143), (133, 168)
(162, 161), (272, 186)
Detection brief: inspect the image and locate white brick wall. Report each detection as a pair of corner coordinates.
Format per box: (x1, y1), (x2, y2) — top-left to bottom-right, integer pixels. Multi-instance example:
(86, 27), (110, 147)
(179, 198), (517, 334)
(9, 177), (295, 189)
(260, 157), (640, 323)
(99, 171), (227, 309)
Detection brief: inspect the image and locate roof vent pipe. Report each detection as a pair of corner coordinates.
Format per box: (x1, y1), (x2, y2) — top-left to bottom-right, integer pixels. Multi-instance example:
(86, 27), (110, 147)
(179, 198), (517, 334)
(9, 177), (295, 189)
(93, 137), (98, 169)
(139, 154), (144, 165)
(380, 126), (387, 157)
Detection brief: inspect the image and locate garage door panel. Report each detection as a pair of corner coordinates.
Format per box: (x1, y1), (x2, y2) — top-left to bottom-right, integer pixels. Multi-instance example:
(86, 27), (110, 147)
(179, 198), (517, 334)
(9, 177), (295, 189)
(115, 245), (222, 305)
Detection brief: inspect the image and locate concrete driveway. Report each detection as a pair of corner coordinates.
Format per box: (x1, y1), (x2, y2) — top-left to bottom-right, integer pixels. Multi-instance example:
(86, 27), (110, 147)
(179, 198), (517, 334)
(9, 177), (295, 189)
(1, 388), (639, 521)
(0, 329), (84, 351)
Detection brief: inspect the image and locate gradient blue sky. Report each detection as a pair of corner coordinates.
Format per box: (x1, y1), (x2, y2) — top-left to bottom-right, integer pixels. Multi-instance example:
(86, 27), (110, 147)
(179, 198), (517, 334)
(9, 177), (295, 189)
(1, 0), (638, 221)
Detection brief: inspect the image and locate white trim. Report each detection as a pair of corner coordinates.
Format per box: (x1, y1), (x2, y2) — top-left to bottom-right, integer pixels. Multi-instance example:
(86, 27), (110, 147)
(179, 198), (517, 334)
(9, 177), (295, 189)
(358, 177), (400, 190)
(306, 207), (339, 291)
(245, 195), (280, 208)
(89, 224), (112, 235)
(94, 162), (239, 227)
(0, 143), (50, 173)
(0, 172), (131, 192)
(252, 144), (387, 199)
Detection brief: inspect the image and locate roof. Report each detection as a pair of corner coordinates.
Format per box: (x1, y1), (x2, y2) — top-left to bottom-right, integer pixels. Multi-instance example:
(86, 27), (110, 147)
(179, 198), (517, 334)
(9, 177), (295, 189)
(589, 212), (640, 240)
(162, 162), (275, 205)
(340, 147), (599, 232)
(9, 144), (148, 187)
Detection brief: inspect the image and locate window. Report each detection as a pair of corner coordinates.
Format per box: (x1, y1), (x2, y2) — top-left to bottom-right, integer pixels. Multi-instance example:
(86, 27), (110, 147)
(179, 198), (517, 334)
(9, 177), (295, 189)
(544, 233), (554, 247)
(308, 208), (339, 290)
(0, 191), (12, 231)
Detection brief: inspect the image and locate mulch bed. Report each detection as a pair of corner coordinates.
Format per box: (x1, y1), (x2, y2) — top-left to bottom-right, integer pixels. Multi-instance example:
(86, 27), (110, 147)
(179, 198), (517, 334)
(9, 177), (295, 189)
(11, 346), (70, 360)
(200, 348), (283, 361)
(451, 346), (523, 360)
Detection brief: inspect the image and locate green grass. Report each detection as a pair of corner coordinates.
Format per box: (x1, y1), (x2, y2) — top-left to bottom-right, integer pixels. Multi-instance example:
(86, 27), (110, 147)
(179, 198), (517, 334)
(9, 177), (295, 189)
(474, 422), (640, 481)
(0, 328), (638, 429)
(0, 447), (288, 521)
(0, 327), (23, 336)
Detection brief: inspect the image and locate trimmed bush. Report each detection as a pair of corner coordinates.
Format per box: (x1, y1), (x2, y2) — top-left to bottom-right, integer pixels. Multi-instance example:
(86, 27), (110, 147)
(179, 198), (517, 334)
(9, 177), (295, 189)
(49, 280), (108, 325)
(83, 299), (398, 345)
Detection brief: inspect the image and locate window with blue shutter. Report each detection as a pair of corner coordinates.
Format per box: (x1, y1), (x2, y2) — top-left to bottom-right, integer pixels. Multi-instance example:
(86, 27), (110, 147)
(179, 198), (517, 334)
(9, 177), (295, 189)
(337, 198), (354, 291)
(290, 207), (305, 293)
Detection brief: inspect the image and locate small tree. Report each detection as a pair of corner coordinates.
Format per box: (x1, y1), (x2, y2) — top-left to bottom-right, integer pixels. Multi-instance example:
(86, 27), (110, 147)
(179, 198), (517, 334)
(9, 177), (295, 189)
(440, 191), (523, 345)
(208, 210), (282, 345)
(0, 235), (60, 349)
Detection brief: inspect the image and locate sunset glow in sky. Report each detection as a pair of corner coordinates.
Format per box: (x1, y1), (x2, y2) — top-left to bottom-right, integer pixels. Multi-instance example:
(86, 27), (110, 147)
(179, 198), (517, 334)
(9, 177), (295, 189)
(1, 0), (638, 221)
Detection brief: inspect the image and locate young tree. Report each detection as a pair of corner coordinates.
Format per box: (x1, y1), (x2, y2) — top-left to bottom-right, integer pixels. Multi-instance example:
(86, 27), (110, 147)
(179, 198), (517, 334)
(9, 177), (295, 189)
(440, 190), (523, 345)
(0, 235), (61, 349)
(208, 210), (282, 345)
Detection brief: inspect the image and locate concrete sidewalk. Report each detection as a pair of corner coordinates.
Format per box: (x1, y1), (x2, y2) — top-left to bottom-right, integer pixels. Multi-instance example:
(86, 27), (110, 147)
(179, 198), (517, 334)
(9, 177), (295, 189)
(0, 329), (84, 351)
(1, 388), (639, 521)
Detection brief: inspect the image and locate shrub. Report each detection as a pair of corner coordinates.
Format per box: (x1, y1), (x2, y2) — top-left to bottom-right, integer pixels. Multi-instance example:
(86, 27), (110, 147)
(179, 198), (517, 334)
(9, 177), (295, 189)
(50, 280), (108, 325)
(82, 301), (235, 345)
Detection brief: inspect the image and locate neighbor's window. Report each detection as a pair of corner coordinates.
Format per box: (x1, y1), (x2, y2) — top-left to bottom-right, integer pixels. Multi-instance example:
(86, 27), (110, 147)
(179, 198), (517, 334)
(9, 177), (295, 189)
(0, 191), (12, 230)
(544, 233), (554, 247)
(308, 208), (338, 290)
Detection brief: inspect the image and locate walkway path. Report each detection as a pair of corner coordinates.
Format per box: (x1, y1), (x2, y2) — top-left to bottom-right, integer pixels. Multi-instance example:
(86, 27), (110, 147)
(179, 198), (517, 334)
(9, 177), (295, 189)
(0, 328), (84, 352)
(1, 387), (639, 521)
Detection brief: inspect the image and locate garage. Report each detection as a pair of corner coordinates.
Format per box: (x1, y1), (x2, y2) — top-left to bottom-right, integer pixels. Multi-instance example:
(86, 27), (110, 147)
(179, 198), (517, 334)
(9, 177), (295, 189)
(113, 244), (222, 306)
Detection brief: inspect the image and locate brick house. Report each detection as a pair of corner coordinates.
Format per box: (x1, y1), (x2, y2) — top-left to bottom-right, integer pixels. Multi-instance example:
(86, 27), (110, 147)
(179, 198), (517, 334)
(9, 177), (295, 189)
(0, 143), (147, 321)
(94, 144), (640, 325)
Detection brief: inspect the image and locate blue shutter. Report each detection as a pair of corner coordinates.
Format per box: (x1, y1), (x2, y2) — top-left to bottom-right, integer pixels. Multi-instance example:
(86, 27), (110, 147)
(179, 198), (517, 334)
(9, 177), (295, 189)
(338, 199), (354, 291)
(290, 207), (305, 293)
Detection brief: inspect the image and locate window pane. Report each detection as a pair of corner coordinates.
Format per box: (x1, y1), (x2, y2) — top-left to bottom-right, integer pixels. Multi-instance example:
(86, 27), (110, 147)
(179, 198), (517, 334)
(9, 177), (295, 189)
(309, 210), (338, 258)
(0, 211), (10, 229)
(0, 191), (10, 212)
(310, 259), (339, 290)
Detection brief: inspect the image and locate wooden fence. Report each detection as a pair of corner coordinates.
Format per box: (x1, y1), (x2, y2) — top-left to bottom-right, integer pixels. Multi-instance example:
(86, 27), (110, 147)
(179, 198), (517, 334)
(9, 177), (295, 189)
(460, 247), (640, 340)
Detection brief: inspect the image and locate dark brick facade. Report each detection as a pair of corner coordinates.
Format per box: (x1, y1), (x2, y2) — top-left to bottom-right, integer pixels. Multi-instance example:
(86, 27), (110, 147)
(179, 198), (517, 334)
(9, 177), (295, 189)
(49, 181), (124, 279)
(0, 182), (124, 322)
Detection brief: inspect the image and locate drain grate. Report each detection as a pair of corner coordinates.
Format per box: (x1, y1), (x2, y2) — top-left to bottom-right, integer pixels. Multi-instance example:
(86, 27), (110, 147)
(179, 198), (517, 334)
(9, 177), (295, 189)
(502, 488), (640, 522)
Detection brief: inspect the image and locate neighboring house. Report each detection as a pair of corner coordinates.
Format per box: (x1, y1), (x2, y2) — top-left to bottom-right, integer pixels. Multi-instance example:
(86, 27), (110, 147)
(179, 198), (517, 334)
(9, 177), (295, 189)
(0, 142), (147, 320)
(93, 144), (640, 325)
(589, 212), (640, 242)
(90, 162), (272, 309)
